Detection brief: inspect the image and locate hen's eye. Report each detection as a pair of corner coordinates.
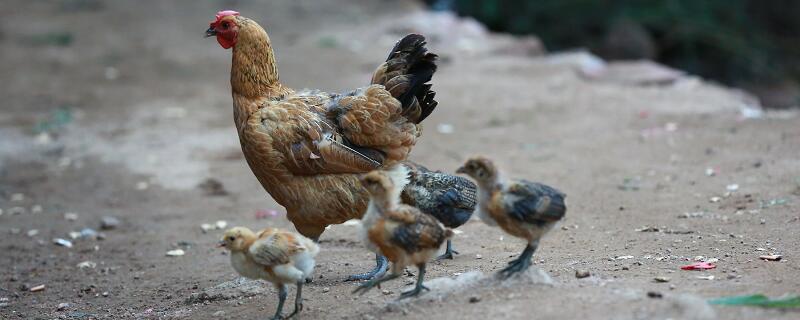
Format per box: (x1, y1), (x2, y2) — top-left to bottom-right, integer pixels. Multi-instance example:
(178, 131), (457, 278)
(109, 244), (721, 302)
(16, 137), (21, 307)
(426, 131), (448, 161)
(222, 22), (229, 29)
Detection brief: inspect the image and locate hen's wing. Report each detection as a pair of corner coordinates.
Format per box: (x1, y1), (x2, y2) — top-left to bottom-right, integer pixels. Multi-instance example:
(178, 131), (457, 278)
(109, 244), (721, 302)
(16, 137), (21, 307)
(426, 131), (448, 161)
(249, 229), (307, 266)
(503, 180), (567, 225)
(328, 34), (438, 163)
(387, 205), (451, 253)
(401, 162), (477, 228)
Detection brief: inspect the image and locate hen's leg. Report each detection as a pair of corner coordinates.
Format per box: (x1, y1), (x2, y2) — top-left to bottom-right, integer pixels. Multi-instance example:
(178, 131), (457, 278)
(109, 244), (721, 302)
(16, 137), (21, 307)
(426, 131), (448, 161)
(435, 240), (459, 260)
(346, 254), (388, 281)
(498, 242), (537, 279)
(399, 263), (430, 299)
(271, 284), (288, 320)
(286, 281), (303, 319)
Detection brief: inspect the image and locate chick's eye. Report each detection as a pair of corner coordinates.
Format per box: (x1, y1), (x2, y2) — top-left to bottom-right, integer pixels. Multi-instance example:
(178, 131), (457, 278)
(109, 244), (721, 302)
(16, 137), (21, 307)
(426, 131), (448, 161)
(228, 236), (235, 241)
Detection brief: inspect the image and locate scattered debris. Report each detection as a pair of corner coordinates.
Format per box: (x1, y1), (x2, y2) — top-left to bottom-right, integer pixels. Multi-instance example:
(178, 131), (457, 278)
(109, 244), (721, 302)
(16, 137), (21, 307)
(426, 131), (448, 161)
(77, 261), (97, 269)
(255, 209), (282, 220)
(709, 196), (722, 203)
(57, 302), (70, 311)
(758, 254), (782, 261)
(200, 224), (215, 233)
(215, 220), (228, 230)
(436, 123), (454, 134)
(30, 284), (45, 292)
(135, 181), (149, 191)
(615, 255), (634, 260)
(64, 212), (79, 221)
(322, 287), (330, 293)
(53, 238), (73, 248)
(30, 204), (43, 213)
(166, 249), (185, 257)
(760, 198), (788, 209)
(468, 296), (481, 303)
(635, 226), (659, 232)
(709, 294), (800, 308)
(696, 275), (715, 280)
(681, 262), (716, 271)
(26, 229), (39, 237)
(617, 177), (641, 191)
(475, 254), (482, 259)
(100, 216), (120, 230)
(726, 184), (739, 192)
(647, 291), (664, 299)
(11, 193), (25, 201)
(198, 178), (229, 196)
(575, 269), (591, 279)
(705, 168), (716, 177)
(654, 276), (671, 283)
(679, 211), (705, 219)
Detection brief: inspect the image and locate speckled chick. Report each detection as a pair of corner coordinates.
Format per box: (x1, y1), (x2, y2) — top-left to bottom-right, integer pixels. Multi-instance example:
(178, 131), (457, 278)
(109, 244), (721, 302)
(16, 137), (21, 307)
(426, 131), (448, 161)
(354, 166), (452, 299)
(457, 157), (566, 279)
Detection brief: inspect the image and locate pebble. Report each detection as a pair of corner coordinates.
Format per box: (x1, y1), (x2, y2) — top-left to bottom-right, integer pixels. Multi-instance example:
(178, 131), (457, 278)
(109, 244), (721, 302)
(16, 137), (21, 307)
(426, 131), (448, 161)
(166, 249), (185, 257)
(30, 284), (45, 292)
(215, 220), (228, 229)
(54, 238), (73, 248)
(726, 184), (739, 191)
(647, 291), (663, 299)
(102, 291), (108, 297)
(30, 205), (43, 214)
(27, 229), (39, 237)
(57, 302), (70, 311)
(77, 261), (97, 269)
(654, 276), (671, 283)
(100, 217), (120, 230)
(9, 207), (26, 215)
(468, 296), (481, 303)
(11, 193), (25, 202)
(322, 287), (330, 293)
(575, 269), (591, 279)
(64, 212), (79, 221)
(135, 181), (149, 190)
(759, 254), (782, 261)
(381, 290), (391, 295)
(475, 254), (482, 259)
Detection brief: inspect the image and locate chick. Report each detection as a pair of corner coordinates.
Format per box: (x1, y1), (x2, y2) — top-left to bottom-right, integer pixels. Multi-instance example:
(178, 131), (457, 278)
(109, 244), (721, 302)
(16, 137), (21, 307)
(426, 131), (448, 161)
(353, 167), (452, 299)
(456, 157), (566, 279)
(402, 162), (477, 260)
(219, 227), (319, 320)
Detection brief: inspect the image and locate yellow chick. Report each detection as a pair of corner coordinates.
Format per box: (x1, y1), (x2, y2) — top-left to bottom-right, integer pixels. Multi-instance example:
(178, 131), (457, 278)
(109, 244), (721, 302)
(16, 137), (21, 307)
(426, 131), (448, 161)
(219, 227), (319, 319)
(353, 166), (452, 299)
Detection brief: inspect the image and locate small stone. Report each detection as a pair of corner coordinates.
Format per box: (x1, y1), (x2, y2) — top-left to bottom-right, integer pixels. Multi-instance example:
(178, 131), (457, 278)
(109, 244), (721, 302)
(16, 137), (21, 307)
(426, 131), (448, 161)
(759, 254), (782, 261)
(135, 181), (149, 190)
(166, 249), (185, 257)
(475, 254), (482, 259)
(322, 287), (330, 293)
(705, 168), (716, 177)
(30, 284), (45, 292)
(77, 261), (97, 269)
(10, 193), (25, 202)
(27, 229), (39, 237)
(381, 290), (391, 295)
(64, 212), (79, 221)
(200, 224), (214, 233)
(647, 291), (663, 299)
(53, 238), (73, 248)
(30, 205), (43, 214)
(468, 296), (481, 303)
(9, 206), (26, 215)
(709, 197), (722, 203)
(654, 276), (671, 283)
(215, 220), (228, 229)
(100, 216), (120, 230)
(102, 291), (108, 297)
(726, 184), (739, 192)
(575, 269), (591, 279)
(80, 228), (98, 239)
(57, 303), (70, 311)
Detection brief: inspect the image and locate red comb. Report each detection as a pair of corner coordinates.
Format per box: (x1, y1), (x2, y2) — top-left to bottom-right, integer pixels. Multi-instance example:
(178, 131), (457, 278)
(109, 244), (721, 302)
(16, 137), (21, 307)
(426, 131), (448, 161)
(215, 10), (239, 21)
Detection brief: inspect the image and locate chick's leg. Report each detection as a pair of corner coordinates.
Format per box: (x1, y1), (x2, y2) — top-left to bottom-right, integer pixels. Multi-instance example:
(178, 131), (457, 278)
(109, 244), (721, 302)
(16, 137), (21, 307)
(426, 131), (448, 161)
(271, 284), (288, 320)
(498, 242), (538, 279)
(346, 254), (388, 281)
(399, 263), (430, 299)
(287, 281), (303, 319)
(435, 240), (459, 260)
(352, 272), (400, 295)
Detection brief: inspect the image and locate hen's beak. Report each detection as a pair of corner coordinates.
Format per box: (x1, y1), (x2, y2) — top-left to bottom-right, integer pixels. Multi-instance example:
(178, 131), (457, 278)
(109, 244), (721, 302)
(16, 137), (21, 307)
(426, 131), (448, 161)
(205, 26), (217, 38)
(216, 240), (226, 248)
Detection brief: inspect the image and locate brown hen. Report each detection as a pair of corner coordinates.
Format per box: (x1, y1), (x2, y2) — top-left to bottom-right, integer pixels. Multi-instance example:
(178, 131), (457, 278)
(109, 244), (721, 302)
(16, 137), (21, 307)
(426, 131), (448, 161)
(206, 11), (438, 280)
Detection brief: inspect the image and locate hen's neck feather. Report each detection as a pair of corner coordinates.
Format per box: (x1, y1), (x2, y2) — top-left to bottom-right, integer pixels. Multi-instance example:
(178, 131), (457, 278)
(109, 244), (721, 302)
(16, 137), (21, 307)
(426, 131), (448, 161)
(230, 18), (288, 98)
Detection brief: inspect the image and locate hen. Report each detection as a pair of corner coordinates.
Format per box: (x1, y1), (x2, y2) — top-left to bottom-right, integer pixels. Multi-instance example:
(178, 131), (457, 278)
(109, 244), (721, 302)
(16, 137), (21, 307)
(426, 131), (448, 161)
(206, 11), (438, 280)
(457, 157), (566, 279)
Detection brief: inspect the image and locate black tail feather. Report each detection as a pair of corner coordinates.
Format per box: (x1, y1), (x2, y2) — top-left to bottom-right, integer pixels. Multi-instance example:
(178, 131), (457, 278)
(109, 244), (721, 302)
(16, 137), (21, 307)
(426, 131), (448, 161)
(383, 34), (438, 124)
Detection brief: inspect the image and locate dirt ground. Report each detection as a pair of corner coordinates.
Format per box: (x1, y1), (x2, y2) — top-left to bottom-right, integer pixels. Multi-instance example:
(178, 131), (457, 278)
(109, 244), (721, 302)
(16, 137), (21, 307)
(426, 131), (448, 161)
(1, 1), (799, 319)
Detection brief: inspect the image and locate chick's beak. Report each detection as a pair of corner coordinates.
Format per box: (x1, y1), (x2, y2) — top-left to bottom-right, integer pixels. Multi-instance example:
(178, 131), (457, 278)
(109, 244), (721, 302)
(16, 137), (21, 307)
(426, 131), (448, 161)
(205, 26), (217, 38)
(216, 240), (226, 248)
(455, 166), (466, 174)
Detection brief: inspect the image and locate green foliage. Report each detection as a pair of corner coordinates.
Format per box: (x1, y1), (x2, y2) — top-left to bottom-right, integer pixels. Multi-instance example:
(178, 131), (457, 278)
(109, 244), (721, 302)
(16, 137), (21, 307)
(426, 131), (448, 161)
(446, 0), (800, 85)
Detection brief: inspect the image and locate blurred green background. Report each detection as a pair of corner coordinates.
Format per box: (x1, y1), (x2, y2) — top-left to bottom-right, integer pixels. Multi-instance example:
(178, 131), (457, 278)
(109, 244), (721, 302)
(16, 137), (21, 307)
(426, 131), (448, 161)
(427, 0), (800, 108)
